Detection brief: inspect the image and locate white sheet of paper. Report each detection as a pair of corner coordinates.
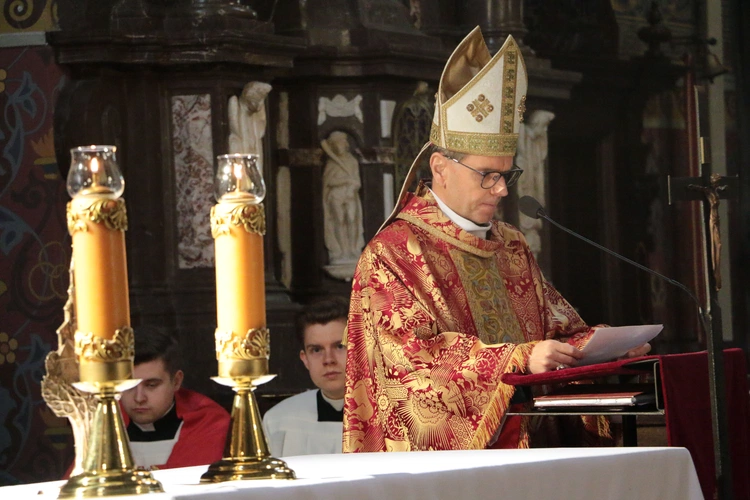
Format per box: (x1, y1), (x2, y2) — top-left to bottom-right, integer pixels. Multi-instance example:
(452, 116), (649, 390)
(579, 324), (663, 365)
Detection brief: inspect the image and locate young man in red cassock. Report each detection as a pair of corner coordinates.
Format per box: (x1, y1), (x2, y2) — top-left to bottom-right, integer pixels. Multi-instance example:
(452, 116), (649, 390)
(118, 326), (230, 469)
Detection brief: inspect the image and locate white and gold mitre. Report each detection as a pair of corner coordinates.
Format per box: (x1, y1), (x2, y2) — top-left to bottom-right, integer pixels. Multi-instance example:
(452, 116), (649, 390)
(379, 28), (528, 232)
(430, 27), (527, 157)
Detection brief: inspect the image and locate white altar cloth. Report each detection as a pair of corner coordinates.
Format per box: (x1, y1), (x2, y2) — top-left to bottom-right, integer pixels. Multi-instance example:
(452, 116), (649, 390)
(1, 447), (702, 500)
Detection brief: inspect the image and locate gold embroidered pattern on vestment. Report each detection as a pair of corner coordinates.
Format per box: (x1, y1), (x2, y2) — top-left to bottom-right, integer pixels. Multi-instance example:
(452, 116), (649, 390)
(397, 213), (495, 258)
(501, 50), (518, 136)
(451, 250), (525, 345)
(429, 126), (519, 156)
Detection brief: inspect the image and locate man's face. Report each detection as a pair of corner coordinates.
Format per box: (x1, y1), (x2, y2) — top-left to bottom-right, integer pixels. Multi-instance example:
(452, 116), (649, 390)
(431, 153), (514, 224)
(300, 319), (347, 400)
(121, 359), (183, 426)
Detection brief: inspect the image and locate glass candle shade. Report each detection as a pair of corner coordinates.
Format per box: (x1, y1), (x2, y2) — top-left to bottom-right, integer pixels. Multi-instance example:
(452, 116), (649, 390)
(67, 145), (124, 199)
(214, 154), (266, 204)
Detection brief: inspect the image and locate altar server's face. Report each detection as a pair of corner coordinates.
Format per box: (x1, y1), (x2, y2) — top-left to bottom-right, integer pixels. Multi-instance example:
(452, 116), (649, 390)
(430, 153), (513, 225)
(121, 359), (183, 425)
(300, 319), (348, 400)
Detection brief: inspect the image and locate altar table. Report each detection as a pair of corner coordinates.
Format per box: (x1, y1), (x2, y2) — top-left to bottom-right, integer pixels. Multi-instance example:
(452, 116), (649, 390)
(1, 447), (702, 500)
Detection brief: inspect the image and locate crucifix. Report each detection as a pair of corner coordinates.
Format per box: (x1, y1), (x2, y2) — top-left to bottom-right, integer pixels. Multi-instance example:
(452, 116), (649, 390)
(689, 173), (728, 289)
(669, 163), (737, 293)
(668, 86), (738, 500)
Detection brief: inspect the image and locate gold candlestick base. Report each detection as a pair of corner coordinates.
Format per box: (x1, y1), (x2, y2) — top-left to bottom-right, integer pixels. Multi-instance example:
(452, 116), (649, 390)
(58, 381), (164, 499)
(201, 360), (295, 483)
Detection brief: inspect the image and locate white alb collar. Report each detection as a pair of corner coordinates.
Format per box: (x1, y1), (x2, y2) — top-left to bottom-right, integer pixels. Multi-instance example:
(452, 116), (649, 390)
(321, 391), (345, 412)
(430, 188), (491, 240)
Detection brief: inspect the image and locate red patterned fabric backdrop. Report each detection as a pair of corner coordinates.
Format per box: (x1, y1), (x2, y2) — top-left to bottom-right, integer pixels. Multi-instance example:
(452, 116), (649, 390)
(0, 45), (73, 485)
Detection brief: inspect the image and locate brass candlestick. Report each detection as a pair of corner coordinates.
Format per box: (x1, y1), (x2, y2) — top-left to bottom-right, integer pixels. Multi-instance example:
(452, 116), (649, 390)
(201, 154), (294, 483)
(200, 355), (295, 482)
(55, 146), (162, 498)
(59, 338), (163, 498)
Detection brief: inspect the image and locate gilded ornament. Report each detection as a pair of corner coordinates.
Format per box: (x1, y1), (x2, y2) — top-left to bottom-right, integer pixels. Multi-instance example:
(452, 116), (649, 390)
(518, 95), (527, 123)
(41, 260), (97, 477)
(66, 202), (88, 234)
(210, 205), (229, 238)
(215, 327), (270, 360)
(211, 203), (266, 239)
(66, 198), (128, 235)
(466, 94), (494, 122)
(75, 326), (135, 362)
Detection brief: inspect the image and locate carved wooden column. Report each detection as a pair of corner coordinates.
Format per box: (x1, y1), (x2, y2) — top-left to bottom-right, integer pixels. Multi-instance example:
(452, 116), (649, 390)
(460, 0), (527, 51)
(271, 0), (447, 306)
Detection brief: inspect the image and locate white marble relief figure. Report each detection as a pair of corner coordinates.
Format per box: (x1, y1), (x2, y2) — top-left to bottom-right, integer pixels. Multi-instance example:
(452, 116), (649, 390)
(228, 81), (273, 170)
(276, 92), (292, 289)
(318, 94), (363, 125)
(321, 131), (365, 280)
(516, 110), (555, 260)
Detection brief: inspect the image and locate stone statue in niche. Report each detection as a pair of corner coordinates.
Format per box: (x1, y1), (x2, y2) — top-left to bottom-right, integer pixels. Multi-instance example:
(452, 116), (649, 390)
(516, 110), (555, 260)
(228, 81), (273, 169)
(408, 0), (422, 29)
(321, 131), (365, 281)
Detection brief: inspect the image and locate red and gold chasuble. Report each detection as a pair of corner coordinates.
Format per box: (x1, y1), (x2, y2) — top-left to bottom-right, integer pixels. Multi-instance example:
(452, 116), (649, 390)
(343, 189), (608, 452)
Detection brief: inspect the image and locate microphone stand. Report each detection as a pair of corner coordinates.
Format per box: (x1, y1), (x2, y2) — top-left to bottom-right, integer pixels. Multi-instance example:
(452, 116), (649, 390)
(537, 212), (705, 314)
(696, 188), (733, 500)
(533, 206), (733, 500)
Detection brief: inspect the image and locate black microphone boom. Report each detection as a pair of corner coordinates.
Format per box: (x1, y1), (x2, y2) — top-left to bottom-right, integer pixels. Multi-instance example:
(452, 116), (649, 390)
(519, 194), (733, 499)
(517, 195), (703, 314)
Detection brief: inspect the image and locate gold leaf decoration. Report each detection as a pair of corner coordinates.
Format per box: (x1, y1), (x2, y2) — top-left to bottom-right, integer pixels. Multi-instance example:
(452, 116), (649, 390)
(517, 95), (527, 123)
(211, 203), (266, 239)
(67, 198), (128, 235)
(41, 260), (96, 477)
(75, 326), (135, 362)
(215, 327), (270, 361)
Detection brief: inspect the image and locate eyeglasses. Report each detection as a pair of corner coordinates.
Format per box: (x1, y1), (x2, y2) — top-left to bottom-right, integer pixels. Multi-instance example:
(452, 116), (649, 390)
(446, 156), (523, 189)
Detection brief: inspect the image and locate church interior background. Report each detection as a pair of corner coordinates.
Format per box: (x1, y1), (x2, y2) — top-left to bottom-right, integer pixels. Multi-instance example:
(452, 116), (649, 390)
(0, 0), (748, 485)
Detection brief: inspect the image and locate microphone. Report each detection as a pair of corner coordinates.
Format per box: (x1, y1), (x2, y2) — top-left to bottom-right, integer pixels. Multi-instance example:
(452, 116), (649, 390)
(518, 195), (703, 312)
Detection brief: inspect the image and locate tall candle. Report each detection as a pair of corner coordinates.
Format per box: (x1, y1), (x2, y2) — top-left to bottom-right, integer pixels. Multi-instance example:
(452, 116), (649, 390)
(212, 154), (267, 342)
(66, 146), (129, 341)
(70, 198), (130, 339)
(214, 203), (266, 334)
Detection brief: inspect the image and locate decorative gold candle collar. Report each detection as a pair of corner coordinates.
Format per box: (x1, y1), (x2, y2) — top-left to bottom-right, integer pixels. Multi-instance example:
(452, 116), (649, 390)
(66, 198), (128, 235)
(75, 326), (134, 362)
(215, 327), (270, 361)
(210, 203), (266, 238)
(75, 327), (135, 386)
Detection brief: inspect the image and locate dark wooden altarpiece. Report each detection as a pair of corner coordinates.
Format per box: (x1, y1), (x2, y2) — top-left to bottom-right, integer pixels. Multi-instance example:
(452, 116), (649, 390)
(47, 0), (730, 409)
